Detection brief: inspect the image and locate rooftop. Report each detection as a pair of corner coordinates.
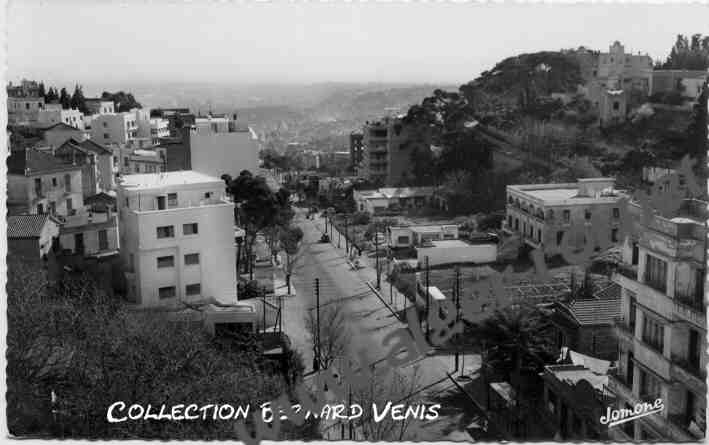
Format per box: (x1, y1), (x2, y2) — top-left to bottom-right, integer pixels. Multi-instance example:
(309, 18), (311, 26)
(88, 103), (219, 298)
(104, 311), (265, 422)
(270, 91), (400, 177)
(8, 148), (82, 176)
(8, 214), (60, 238)
(544, 364), (608, 392)
(119, 170), (223, 190)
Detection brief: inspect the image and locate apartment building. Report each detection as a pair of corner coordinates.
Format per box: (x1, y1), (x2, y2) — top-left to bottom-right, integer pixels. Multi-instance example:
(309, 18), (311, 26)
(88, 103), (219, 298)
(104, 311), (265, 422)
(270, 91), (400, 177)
(117, 171), (238, 308)
(91, 112), (139, 145)
(608, 198), (707, 441)
(360, 116), (431, 186)
(350, 131), (364, 170)
(150, 118), (170, 143)
(189, 114), (260, 179)
(504, 178), (626, 257)
(37, 103), (86, 130)
(7, 148), (84, 217)
(42, 122), (88, 150)
(84, 98), (115, 115)
(8, 96), (45, 125)
(55, 138), (115, 197)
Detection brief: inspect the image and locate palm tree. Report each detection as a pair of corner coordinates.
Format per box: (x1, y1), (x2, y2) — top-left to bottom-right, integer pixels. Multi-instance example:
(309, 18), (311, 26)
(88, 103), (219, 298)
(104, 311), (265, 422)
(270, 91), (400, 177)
(470, 306), (556, 438)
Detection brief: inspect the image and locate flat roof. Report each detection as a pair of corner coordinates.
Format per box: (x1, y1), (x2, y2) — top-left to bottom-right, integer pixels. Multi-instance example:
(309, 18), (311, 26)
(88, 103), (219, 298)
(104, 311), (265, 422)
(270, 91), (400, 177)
(426, 239), (480, 248)
(523, 188), (579, 201)
(119, 170), (223, 190)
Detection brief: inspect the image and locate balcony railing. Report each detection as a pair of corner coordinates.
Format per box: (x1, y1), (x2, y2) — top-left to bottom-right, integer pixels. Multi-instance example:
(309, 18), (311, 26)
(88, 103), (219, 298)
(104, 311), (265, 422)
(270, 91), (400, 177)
(668, 414), (706, 439)
(643, 275), (667, 293)
(613, 316), (635, 338)
(674, 292), (705, 314)
(671, 356), (706, 380)
(615, 264), (638, 281)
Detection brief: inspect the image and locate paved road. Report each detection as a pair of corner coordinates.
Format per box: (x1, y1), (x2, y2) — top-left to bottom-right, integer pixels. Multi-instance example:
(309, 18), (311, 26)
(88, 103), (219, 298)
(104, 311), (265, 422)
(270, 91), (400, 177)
(280, 208), (486, 440)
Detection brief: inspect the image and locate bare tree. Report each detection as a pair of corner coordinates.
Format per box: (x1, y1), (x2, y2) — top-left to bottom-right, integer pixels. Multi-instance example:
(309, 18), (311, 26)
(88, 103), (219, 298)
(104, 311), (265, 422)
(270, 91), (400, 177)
(305, 302), (348, 370)
(351, 364), (423, 441)
(279, 226), (304, 294)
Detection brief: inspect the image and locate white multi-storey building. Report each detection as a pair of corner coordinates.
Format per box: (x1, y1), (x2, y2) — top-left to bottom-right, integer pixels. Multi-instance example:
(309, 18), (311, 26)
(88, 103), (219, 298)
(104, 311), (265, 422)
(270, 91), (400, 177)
(608, 197), (707, 441)
(504, 178), (627, 257)
(37, 104), (86, 130)
(90, 112), (139, 145)
(117, 171), (237, 308)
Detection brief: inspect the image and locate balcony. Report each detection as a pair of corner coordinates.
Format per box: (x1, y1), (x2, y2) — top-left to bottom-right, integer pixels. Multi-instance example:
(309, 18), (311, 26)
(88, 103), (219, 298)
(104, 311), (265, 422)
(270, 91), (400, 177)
(634, 338), (671, 381)
(673, 295), (706, 329)
(667, 414), (706, 440)
(615, 263), (639, 281)
(612, 317), (635, 342)
(643, 274), (667, 294)
(670, 356), (706, 394)
(607, 368), (634, 402)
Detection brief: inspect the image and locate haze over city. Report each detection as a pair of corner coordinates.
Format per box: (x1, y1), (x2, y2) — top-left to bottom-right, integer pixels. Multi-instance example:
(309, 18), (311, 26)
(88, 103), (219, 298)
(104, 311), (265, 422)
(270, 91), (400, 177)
(8, 1), (709, 88)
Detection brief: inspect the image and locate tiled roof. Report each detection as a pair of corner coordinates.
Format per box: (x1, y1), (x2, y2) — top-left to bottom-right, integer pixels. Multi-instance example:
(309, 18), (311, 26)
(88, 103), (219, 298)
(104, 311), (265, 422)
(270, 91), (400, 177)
(85, 192), (116, 205)
(8, 148), (81, 176)
(7, 214), (59, 238)
(78, 139), (112, 155)
(42, 122), (82, 132)
(561, 285), (621, 326)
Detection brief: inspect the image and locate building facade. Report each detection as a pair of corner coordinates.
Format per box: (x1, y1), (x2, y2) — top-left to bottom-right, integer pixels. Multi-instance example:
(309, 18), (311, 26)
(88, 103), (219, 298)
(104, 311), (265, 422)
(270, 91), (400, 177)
(90, 112), (139, 145)
(117, 171), (238, 308)
(189, 118), (260, 179)
(37, 104), (86, 130)
(349, 131), (364, 170)
(504, 178), (626, 257)
(7, 149), (84, 217)
(360, 116), (431, 186)
(85, 99), (116, 115)
(608, 198), (707, 441)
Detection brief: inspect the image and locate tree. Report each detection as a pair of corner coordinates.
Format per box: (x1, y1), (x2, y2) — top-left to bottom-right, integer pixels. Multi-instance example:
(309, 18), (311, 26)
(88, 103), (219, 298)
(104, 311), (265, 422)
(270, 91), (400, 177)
(7, 258), (306, 439)
(59, 88), (71, 109)
(37, 82), (46, 98)
(279, 225), (304, 294)
(467, 306), (556, 381)
(45, 87), (58, 103)
(350, 364), (423, 441)
(305, 303), (348, 370)
(101, 91), (142, 112)
(660, 34), (709, 70)
(70, 84), (88, 114)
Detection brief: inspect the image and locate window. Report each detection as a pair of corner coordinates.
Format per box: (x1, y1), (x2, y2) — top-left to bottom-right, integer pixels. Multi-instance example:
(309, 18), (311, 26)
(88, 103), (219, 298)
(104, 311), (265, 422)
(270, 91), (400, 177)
(183, 223), (198, 235)
(156, 225), (174, 239)
(556, 231), (564, 246)
(167, 193), (178, 208)
(563, 209), (570, 222)
(34, 178), (42, 195)
(135, 164), (140, 173)
(537, 229), (542, 242)
(157, 255), (174, 268)
(642, 315), (664, 353)
(639, 370), (662, 401)
(104, 133), (109, 139)
(25, 102), (30, 110)
(113, 156), (118, 164)
(584, 209), (591, 220)
(610, 228), (619, 242)
(204, 192), (212, 199)
(613, 101), (620, 111)
(632, 242), (639, 265)
(612, 207), (620, 219)
(99, 229), (108, 250)
(49, 201), (56, 214)
(186, 283), (201, 296)
(508, 215), (513, 227)
(63, 174), (71, 192)
(397, 236), (410, 245)
(52, 177), (57, 187)
(124, 157), (129, 167)
(37, 203), (44, 214)
(645, 254), (667, 292)
(66, 198), (73, 214)
(185, 253), (200, 265)
(102, 121), (107, 127)
(158, 286), (176, 299)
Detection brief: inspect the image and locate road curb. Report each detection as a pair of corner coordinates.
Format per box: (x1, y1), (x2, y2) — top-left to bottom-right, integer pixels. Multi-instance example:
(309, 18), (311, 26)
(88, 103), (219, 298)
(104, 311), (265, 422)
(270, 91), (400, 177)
(365, 281), (403, 322)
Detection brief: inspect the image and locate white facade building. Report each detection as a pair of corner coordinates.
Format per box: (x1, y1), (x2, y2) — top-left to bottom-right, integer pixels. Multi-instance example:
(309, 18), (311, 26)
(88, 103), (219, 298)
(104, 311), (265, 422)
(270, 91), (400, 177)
(117, 171), (237, 308)
(37, 104), (86, 130)
(90, 112), (139, 145)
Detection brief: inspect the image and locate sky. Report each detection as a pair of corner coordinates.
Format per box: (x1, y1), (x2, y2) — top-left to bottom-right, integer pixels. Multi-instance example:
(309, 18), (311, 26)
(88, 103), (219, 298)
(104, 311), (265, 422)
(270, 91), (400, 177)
(7, 1), (709, 86)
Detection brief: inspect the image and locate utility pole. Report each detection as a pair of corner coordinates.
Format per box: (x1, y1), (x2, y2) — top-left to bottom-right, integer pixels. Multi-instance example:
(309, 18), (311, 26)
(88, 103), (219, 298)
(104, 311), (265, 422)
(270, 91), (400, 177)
(329, 214), (333, 241)
(454, 266), (461, 372)
(375, 233), (381, 289)
(262, 286), (267, 334)
(314, 278), (321, 371)
(344, 216), (349, 255)
(425, 255), (430, 340)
